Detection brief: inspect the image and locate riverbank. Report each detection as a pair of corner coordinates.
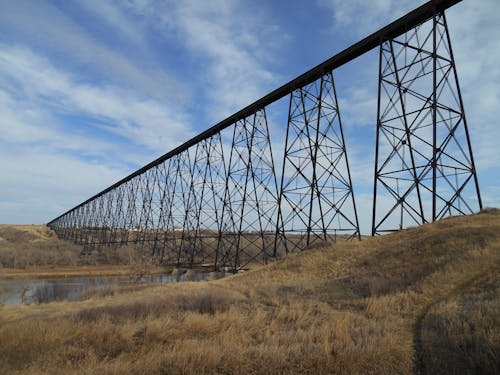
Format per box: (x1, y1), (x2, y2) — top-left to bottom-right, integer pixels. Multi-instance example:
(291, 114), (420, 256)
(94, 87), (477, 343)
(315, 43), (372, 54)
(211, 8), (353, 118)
(0, 224), (174, 279)
(0, 265), (169, 280)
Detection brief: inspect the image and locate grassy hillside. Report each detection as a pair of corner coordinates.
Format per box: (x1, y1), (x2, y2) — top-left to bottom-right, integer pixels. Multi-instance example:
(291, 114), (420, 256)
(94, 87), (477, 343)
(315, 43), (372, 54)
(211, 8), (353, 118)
(0, 225), (83, 269)
(0, 210), (499, 374)
(0, 225), (162, 277)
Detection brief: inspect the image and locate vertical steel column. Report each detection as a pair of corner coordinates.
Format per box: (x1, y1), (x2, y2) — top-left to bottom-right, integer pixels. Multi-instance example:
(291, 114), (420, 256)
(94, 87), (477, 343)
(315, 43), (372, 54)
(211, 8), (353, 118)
(125, 177), (141, 243)
(134, 173), (148, 244)
(372, 10), (482, 235)
(244, 109), (283, 265)
(73, 207), (83, 244)
(81, 202), (93, 247)
(69, 211), (76, 240)
(83, 198), (98, 253)
(217, 117), (253, 271)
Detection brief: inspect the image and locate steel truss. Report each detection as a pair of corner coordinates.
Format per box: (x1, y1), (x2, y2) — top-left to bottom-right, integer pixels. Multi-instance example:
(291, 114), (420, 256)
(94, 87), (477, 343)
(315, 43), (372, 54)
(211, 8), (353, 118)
(278, 72), (360, 252)
(217, 109), (283, 269)
(372, 10), (482, 235)
(48, 0), (481, 270)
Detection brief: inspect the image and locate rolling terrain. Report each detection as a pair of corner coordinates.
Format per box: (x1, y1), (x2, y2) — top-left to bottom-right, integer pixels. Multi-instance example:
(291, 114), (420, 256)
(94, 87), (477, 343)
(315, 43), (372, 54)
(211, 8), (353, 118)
(0, 210), (499, 374)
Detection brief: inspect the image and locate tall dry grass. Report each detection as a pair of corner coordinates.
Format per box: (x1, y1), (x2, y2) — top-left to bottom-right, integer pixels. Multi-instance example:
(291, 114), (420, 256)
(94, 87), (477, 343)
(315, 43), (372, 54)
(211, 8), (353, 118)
(0, 226), (164, 279)
(418, 272), (499, 374)
(0, 225), (81, 268)
(0, 209), (499, 374)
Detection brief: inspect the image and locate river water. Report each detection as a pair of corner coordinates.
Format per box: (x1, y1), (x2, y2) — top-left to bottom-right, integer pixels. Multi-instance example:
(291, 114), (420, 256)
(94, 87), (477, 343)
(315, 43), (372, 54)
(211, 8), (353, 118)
(0, 271), (229, 305)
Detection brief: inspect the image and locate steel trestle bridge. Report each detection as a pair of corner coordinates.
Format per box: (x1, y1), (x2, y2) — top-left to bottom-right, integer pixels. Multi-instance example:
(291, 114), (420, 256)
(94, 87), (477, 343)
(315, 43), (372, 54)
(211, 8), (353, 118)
(48, 0), (482, 271)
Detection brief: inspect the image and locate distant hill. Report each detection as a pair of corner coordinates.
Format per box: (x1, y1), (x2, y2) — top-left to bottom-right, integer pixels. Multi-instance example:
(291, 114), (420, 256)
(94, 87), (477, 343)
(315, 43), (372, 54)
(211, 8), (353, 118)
(0, 224), (81, 268)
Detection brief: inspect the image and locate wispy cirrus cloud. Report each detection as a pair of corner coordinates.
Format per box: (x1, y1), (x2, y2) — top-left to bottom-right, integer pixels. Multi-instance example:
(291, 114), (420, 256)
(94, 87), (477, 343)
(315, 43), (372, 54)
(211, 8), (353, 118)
(0, 0), (186, 102)
(317, 0), (424, 37)
(76, 0), (145, 45)
(0, 44), (195, 153)
(0, 147), (130, 224)
(123, 0), (285, 120)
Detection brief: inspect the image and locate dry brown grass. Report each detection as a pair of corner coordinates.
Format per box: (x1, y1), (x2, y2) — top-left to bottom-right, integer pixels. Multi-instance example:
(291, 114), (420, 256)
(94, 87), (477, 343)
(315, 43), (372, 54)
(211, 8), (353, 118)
(0, 210), (499, 374)
(0, 226), (168, 278)
(418, 272), (500, 374)
(0, 225), (81, 269)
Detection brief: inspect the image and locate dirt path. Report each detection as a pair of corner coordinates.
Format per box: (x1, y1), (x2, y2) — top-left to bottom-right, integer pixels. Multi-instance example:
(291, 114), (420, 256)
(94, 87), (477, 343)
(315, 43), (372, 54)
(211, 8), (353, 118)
(412, 272), (492, 374)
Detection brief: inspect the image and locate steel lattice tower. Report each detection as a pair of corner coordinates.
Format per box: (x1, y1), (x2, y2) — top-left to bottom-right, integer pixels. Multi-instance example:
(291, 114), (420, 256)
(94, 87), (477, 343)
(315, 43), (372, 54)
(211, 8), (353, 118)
(217, 109), (282, 270)
(372, 10), (482, 235)
(278, 72), (360, 251)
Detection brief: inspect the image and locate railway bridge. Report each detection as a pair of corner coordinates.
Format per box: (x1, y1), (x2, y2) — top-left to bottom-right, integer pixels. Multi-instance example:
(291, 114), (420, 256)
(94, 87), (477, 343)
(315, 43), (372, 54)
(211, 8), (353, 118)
(48, 0), (482, 271)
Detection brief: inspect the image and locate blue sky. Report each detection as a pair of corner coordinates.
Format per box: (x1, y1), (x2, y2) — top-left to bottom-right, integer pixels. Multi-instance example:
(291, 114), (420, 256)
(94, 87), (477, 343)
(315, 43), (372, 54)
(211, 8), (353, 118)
(0, 0), (498, 233)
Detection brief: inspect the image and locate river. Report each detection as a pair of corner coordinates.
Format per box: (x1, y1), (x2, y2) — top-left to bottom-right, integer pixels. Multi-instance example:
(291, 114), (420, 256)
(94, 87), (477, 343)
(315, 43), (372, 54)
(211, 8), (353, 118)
(0, 271), (229, 305)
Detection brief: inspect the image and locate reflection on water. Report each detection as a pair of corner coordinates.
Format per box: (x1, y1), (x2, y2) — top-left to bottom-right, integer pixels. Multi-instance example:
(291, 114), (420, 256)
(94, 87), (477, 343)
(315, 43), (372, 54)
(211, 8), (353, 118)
(0, 271), (229, 305)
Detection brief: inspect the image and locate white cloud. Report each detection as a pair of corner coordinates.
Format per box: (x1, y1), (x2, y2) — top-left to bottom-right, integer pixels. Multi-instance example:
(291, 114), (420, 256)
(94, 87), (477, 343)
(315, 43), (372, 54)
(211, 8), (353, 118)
(0, 44), (195, 152)
(0, 86), (158, 175)
(124, 0), (283, 120)
(318, 0), (424, 37)
(78, 0), (144, 45)
(338, 86), (378, 128)
(0, 0), (186, 102)
(0, 148), (129, 224)
(445, 1), (500, 172)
